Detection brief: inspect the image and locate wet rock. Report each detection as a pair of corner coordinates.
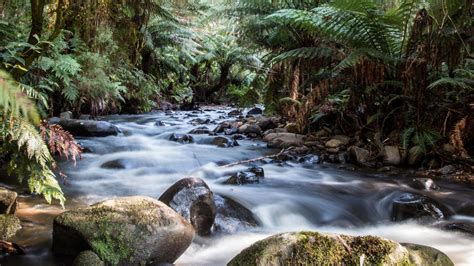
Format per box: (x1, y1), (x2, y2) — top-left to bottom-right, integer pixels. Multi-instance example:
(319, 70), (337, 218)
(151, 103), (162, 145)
(73, 250), (104, 266)
(228, 232), (453, 266)
(409, 178), (439, 191)
(225, 127), (238, 135)
(190, 118), (211, 125)
(249, 166), (265, 177)
(383, 146), (401, 165)
(53, 119), (120, 137)
(264, 133), (305, 149)
(435, 221), (474, 236)
(232, 134), (245, 140)
(228, 110), (242, 116)
(213, 122), (231, 133)
(100, 159), (126, 169)
(224, 167), (264, 185)
(213, 195), (258, 233)
(0, 214), (21, 240)
(238, 124), (262, 136)
(211, 136), (238, 148)
(60, 111), (73, 120)
(348, 146), (370, 165)
(53, 196), (194, 265)
(256, 117), (278, 131)
(188, 126), (215, 135)
(50, 119), (120, 137)
(159, 177), (216, 236)
(247, 107), (263, 115)
(298, 154), (320, 165)
(0, 187), (17, 214)
(155, 120), (166, 126)
(391, 193), (451, 222)
(169, 133), (194, 144)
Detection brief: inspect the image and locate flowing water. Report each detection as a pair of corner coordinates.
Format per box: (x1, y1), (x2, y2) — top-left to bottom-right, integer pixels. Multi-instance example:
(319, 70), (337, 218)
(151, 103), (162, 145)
(1, 107), (473, 265)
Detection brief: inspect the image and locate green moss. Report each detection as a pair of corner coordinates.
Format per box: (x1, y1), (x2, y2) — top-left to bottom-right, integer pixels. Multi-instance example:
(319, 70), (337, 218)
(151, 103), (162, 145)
(228, 232), (443, 266)
(294, 231), (346, 264)
(0, 214), (21, 240)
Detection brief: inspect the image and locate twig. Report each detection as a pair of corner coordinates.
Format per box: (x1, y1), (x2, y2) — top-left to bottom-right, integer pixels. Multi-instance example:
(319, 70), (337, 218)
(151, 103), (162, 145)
(219, 147), (294, 168)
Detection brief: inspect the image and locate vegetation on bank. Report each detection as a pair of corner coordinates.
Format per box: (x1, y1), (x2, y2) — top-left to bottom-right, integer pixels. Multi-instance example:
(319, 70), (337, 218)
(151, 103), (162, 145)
(0, 0), (472, 203)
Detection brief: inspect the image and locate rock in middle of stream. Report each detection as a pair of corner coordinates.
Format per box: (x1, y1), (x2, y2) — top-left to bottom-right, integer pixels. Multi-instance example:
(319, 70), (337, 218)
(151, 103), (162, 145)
(159, 177), (216, 236)
(52, 196), (194, 265)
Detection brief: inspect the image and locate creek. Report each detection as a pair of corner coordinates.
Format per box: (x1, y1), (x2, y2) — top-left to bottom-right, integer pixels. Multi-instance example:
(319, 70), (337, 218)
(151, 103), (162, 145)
(1, 107), (473, 265)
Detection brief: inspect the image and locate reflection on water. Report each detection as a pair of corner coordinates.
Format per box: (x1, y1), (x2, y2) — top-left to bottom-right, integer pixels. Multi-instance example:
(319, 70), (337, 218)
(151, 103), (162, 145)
(1, 108), (473, 265)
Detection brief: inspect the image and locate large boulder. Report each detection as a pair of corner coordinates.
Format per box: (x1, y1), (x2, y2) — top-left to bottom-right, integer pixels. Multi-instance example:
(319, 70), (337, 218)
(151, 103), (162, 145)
(228, 232), (453, 266)
(391, 193), (451, 222)
(264, 133), (305, 149)
(52, 196), (194, 265)
(159, 177), (216, 236)
(0, 214), (21, 240)
(0, 187), (17, 214)
(54, 119), (120, 137)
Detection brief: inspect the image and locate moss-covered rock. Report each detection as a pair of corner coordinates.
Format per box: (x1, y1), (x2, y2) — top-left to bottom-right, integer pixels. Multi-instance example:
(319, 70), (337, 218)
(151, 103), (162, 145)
(0, 187), (18, 214)
(53, 196), (194, 265)
(73, 250), (104, 266)
(0, 214), (21, 240)
(228, 231), (453, 266)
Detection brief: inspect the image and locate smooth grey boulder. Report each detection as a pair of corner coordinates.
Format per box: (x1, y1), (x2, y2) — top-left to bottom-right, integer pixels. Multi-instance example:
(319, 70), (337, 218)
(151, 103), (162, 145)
(52, 196), (194, 265)
(159, 177), (216, 236)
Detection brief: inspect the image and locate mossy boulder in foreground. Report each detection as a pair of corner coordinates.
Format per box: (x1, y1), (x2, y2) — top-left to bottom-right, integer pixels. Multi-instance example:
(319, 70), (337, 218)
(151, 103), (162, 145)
(52, 196), (194, 265)
(228, 231), (453, 266)
(0, 214), (21, 240)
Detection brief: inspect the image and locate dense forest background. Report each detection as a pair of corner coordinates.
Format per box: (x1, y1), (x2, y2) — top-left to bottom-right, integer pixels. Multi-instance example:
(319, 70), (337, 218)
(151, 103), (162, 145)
(0, 0), (472, 204)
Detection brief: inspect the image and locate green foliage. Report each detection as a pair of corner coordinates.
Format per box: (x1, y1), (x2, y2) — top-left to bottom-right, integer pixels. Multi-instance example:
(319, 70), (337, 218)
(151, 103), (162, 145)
(0, 71), (65, 206)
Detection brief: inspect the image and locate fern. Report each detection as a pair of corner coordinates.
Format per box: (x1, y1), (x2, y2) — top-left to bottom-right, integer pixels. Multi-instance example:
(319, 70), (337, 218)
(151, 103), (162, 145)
(0, 71), (40, 123)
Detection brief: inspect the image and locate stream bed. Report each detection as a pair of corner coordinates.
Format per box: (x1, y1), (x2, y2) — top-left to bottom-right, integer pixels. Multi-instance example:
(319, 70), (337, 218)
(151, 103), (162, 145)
(1, 107), (473, 265)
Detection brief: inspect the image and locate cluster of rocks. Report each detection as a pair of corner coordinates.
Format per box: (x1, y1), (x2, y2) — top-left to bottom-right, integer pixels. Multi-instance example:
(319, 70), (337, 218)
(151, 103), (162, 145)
(51, 177), (259, 265)
(0, 187), (23, 255)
